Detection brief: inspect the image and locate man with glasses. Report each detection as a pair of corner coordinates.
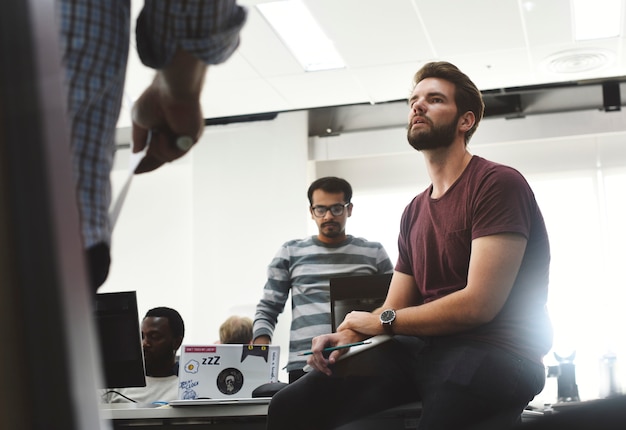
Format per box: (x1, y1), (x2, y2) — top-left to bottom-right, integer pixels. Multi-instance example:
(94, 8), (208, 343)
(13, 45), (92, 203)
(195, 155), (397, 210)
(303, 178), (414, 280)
(252, 176), (393, 383)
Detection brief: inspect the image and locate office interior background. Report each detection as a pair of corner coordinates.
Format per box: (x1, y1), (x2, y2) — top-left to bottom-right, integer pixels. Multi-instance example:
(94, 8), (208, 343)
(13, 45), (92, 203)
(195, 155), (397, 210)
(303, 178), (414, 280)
(100, 0), (626, 406)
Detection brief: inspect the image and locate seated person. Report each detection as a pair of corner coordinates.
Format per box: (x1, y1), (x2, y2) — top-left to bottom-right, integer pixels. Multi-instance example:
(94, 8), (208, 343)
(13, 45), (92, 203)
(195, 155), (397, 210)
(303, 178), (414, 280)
(219, 315), (253, 344)
(101, 307), (184, 404)
(266, 62), (553, 429)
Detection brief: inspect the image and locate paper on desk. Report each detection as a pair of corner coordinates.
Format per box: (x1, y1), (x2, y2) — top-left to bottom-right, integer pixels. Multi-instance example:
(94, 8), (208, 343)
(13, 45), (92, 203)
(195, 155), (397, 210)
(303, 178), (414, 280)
(109, 131), (151, 230)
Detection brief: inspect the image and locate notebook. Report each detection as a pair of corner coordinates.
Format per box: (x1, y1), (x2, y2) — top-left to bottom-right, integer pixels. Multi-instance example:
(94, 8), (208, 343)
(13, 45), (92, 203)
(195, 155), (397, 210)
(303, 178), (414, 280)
(169, 397), (272, 406)
(175, 344), (280, 401)
(330, 273), (392, 331)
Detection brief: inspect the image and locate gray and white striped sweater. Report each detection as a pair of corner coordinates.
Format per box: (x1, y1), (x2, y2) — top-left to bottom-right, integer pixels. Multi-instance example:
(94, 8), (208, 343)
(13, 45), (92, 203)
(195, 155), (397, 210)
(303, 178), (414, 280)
(253, 235), (394, 372)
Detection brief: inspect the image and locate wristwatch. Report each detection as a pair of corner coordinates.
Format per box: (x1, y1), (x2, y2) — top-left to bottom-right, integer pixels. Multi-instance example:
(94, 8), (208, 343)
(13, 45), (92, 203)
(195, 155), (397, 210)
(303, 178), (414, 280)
(379, 309), (396, 335)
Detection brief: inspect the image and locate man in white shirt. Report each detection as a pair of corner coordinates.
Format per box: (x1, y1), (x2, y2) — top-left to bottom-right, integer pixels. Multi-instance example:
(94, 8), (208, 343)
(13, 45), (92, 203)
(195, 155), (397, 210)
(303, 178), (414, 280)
(102, 307), (184, 404)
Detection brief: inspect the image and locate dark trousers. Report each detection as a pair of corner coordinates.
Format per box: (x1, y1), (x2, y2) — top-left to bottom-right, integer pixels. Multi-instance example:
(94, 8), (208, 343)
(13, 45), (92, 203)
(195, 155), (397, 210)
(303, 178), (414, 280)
(267, 336), (546, 430)
(288, 369), (307, 383)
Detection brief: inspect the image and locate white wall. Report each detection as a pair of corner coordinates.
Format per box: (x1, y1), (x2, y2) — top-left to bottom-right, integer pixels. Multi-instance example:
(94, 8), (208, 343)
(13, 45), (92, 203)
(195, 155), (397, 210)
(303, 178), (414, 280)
(105, 106), (626, 392)
(312, 108), (626, 264)
(311, 107), (626, 404)
(105, 110), (309, 382)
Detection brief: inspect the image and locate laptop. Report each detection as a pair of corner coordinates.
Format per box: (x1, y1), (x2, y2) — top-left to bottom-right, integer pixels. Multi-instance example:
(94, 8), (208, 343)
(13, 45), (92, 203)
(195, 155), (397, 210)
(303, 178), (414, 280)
(330, 273), (392, 331)
(172, 344), (280, 404)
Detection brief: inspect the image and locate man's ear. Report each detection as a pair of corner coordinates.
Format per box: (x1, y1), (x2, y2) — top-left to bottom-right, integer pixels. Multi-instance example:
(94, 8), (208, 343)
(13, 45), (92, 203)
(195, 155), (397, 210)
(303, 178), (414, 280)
(346, 202), (353, 218)
(459, 111), (475, 132)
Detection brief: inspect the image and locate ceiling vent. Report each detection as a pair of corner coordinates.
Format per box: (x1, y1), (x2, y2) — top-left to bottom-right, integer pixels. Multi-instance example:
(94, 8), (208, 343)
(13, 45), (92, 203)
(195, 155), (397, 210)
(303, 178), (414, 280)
(542, 49), (615, 74)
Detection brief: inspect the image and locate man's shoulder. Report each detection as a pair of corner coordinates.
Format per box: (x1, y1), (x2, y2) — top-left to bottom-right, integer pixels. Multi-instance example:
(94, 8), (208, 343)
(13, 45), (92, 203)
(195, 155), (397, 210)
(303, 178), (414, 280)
(472, 155), (524, 179)
(346, 236), (387, 251)
(349, 236), (383, 246)
(281, 236), (315, 248)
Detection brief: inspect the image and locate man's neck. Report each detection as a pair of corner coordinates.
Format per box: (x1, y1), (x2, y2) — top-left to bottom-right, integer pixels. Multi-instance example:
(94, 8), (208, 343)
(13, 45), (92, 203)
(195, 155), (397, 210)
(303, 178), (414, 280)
(316, 233), (347, 245)
(145, 359), (176, 377)
(424, 143), (472, 199)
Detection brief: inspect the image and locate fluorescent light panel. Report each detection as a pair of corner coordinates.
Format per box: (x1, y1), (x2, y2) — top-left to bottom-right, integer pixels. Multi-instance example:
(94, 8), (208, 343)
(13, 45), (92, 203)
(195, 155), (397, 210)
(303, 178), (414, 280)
(257, 0), (345, 72)
(572, 0), (622, 41)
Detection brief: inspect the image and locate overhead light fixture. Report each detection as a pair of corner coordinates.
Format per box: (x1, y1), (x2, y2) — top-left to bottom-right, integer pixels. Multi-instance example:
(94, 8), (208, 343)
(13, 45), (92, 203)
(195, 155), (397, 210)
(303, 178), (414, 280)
(572, 0), (622, 41)
(257, 0), (345, 72)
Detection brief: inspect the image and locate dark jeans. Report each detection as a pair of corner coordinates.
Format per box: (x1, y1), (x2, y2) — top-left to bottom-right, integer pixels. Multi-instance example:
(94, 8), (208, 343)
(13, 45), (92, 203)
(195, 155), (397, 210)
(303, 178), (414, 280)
(267, 336), (546, 430)
(288, 369), (307, 383)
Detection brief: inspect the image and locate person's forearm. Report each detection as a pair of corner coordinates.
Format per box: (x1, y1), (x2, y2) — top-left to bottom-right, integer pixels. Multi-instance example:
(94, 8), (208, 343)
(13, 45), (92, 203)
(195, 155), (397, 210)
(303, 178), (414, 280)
(157, 49), (207, 101)
(253, 335), (271, 344)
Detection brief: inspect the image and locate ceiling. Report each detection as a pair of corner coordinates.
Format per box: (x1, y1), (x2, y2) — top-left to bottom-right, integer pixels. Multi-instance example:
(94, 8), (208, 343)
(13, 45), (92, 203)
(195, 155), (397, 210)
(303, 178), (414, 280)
(118, 0), (626, 133)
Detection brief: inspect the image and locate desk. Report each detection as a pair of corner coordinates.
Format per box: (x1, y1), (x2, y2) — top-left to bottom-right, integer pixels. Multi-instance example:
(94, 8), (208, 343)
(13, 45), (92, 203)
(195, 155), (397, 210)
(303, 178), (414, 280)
(100, 402), (269, 429)
(102, 402), (544, 429)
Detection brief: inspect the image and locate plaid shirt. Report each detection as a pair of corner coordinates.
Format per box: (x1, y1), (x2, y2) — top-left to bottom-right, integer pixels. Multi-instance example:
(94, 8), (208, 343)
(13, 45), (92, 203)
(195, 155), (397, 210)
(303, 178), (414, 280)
(59, 0), (246, 248)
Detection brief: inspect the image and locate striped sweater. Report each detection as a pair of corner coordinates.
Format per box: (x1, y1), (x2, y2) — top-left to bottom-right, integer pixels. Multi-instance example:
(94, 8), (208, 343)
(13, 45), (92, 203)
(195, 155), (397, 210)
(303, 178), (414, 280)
(253, 235), (394, 372)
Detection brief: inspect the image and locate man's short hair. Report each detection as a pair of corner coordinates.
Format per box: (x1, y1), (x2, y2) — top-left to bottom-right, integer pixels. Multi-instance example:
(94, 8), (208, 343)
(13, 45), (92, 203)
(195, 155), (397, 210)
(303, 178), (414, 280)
(411, 61), (485, 143)
(307, 176), (353, 206)
(219, 316), (253, 344)
(145, 307), (185, 339)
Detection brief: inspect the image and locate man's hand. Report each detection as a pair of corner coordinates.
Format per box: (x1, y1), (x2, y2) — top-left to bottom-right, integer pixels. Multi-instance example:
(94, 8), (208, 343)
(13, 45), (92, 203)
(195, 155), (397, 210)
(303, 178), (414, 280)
(306, 330), (363, 376)
(131, 80), (203, 173)
(131, 49), (207, 173)
(336, 310), (383, 337)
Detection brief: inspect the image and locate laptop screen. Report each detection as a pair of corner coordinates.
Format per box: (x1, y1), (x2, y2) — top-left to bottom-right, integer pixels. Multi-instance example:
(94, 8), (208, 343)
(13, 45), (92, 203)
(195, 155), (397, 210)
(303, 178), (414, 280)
(330, 273), (392, 331)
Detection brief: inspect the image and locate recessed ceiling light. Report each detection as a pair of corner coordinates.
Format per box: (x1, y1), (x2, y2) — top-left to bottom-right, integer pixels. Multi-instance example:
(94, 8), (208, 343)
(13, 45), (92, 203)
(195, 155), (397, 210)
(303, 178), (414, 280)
(257, 0), (345, 72)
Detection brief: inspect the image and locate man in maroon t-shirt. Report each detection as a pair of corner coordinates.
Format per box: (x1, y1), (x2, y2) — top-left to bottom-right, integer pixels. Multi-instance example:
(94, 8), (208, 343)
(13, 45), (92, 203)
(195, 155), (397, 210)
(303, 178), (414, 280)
(266, 61), (552, 430)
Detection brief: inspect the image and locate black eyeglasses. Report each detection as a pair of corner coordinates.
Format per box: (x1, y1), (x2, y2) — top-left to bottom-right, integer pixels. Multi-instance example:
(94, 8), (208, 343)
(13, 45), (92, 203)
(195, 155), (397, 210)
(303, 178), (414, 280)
(311, 203), (350, 218)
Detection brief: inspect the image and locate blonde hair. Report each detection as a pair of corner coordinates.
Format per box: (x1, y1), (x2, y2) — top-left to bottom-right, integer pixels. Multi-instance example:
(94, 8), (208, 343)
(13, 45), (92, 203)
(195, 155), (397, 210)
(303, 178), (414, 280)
(219, 315), (253, 344)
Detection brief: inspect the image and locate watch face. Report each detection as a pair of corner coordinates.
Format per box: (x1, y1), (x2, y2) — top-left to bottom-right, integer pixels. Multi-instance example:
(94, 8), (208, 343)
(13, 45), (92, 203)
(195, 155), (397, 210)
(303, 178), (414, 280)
(380, 309), (395, 324)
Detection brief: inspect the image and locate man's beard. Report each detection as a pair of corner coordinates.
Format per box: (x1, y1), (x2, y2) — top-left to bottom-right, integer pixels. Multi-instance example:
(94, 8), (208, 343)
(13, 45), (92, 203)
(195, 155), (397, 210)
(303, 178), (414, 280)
(320, 222), (342, 239)
(407, 113), (460, 151)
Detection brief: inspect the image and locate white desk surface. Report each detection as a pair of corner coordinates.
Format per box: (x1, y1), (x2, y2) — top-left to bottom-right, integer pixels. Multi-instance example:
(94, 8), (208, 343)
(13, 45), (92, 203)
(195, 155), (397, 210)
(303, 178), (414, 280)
(100, 402), (269, 421)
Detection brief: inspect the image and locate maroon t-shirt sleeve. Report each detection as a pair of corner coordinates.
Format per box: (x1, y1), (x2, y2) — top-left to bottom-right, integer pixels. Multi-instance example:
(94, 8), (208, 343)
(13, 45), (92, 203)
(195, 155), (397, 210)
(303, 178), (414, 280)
(471, 165), (534, 241)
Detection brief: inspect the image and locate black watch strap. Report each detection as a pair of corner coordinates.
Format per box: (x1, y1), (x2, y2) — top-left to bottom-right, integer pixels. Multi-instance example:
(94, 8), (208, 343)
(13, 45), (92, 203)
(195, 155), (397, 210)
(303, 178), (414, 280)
(380, 309), (396, 335)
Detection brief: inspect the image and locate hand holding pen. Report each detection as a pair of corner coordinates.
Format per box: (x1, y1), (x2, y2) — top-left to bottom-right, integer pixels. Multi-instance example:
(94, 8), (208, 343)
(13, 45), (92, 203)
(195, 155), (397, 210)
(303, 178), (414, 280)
(130, 65), (204, 174)
(132, 127), (196, 173)
(305, 331), (365, 376)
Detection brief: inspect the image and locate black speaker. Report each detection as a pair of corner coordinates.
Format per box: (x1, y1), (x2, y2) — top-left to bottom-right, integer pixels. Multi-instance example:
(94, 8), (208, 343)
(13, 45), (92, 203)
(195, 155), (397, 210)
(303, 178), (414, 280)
(602, 82), (621, 112)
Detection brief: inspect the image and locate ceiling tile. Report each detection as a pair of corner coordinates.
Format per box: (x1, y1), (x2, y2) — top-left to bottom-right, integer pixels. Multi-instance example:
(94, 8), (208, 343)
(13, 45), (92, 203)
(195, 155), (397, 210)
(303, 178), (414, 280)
(415, 0), (527, 56)
(118, 0), (626, 123)
(304, 0), (435, 67)
(235, 4), (304, 77)
(351, 62), (427, 103)
(521, 0), (573, 48)
(201, 77), (291, 118)
(266, 68), (372, 108)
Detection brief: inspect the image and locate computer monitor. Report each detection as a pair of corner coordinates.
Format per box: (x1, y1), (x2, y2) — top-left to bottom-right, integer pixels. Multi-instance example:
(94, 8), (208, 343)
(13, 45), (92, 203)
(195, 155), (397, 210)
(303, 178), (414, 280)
(94, 291), (146, 388)
(329, 273), (393, 332)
